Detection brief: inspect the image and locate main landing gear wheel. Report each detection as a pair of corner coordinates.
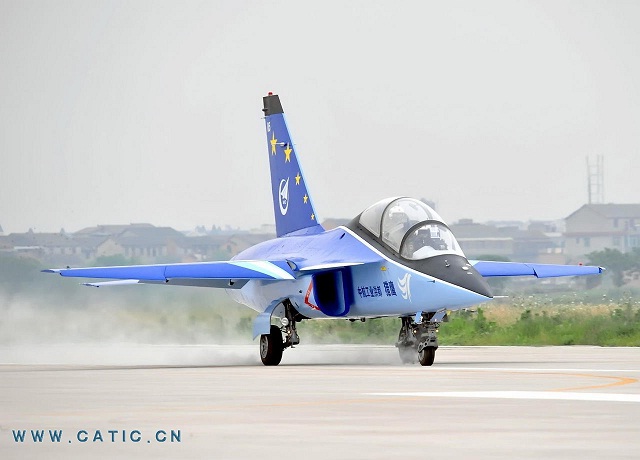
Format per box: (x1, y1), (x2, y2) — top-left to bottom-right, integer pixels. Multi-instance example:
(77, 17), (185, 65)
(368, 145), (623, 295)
(418, 345), (436, 366)
(260, 325), (283, 366)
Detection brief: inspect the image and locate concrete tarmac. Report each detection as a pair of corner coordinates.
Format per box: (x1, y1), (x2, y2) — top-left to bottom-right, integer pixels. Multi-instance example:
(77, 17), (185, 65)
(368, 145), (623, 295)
(1, 345), (639, 459)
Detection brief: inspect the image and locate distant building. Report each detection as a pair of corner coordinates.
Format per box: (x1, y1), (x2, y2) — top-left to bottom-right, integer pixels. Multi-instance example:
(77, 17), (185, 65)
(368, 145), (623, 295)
(74, 223), (156, 237)
(224, 233), (275, 256)
(449, 219), (514, 258)
(0, 229), (105, 265)
(564, 204), (640, 259)
(91, 225), (188, 263)
(0, 223), (192, 265)
(12, 203), (637, 267)
(179, 234), (231, 261)
(450, 219), (562, 263)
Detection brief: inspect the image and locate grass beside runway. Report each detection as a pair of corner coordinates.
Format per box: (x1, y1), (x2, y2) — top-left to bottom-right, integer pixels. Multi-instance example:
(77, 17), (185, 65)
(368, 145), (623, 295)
(440, 302), (640, 346)
(295, 300), (640, 347)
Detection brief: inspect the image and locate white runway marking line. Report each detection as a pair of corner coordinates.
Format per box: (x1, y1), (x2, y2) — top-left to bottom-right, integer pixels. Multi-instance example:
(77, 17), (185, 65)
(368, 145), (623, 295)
(432, 367), (640, 373)
(367, 391), (640, 403)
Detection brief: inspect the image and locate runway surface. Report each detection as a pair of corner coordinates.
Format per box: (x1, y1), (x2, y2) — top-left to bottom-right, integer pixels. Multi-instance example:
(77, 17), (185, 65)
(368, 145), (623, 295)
(1, 345), (639, 459)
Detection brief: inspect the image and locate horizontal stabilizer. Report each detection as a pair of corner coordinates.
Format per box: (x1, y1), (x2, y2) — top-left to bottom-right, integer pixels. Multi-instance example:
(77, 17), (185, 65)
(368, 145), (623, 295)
(44, 260), (296, 282)
(470, 260), (604, 278)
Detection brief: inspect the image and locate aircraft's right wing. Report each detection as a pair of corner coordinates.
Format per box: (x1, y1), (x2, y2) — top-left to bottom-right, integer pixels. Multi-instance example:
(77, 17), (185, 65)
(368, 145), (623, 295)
(43, 260), (296, 289)
(470, 260), (604, 278)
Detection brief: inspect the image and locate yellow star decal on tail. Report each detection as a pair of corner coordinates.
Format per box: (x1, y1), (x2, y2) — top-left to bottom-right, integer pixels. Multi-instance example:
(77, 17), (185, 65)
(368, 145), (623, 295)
(295, 172), (301, 185)
(311, 214), (315, 221)
(270, 132), (277, 155)
(303, 194), (308, 204)
(284, 144), (292, 162)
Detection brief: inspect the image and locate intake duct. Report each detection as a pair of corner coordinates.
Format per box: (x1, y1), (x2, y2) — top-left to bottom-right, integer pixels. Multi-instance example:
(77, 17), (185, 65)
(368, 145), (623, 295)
(311, 269), (353, 317)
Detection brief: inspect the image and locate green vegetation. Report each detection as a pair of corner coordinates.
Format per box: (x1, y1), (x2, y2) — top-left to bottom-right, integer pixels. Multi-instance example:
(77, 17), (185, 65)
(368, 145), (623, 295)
(296, 296), (640, 347)
(440, 302), (640, 346)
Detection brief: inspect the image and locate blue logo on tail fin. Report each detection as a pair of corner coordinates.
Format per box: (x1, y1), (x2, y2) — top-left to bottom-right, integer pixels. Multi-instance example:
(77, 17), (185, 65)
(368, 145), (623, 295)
(263, 93), (323, 237)
(278, 178), (289, 215)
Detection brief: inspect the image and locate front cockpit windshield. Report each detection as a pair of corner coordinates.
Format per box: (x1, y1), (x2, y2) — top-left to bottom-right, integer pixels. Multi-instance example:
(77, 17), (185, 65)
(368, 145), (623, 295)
(400, 222), (463, 260)
(358, 197), (465, 260)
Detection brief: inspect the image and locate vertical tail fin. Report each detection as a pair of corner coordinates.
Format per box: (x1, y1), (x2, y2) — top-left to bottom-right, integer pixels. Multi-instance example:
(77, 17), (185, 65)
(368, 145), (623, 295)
(262, 93), (323, 237)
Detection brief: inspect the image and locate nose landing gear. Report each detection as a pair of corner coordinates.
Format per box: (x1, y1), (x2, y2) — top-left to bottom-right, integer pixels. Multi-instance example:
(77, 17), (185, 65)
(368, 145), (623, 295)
(396, 312), (443, 366)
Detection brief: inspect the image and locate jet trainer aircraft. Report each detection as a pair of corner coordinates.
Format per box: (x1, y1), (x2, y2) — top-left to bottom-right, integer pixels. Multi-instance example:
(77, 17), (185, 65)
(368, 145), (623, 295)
(45, 93), (603, 366)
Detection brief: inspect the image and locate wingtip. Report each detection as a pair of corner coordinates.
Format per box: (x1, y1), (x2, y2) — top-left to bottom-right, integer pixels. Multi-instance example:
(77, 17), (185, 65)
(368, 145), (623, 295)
(42, 269), (61, 273)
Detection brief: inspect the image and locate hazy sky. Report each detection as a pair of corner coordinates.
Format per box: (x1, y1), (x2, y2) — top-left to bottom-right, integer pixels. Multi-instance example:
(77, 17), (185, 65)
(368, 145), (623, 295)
(1, 1), (639, 234)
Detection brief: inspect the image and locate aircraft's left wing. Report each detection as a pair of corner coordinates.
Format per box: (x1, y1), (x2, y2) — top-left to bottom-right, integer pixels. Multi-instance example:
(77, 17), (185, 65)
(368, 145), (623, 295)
(470, 260), (604, 278)
(43, 260), (296, 289)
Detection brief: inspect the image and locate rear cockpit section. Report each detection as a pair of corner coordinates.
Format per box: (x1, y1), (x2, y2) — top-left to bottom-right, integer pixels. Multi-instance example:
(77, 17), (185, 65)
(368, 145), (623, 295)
(358, 197), (465, 260)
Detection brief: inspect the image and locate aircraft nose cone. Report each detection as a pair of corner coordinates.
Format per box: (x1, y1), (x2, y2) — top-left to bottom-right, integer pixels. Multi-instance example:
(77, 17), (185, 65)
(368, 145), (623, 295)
(416, 255), (493, 298)
(453, 265), (494, 298)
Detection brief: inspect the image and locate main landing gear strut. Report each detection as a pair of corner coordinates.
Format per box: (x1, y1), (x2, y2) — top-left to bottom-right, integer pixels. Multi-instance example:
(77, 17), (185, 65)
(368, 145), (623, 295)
(396, 312), (443, 366)
(259, 299), (302, 366)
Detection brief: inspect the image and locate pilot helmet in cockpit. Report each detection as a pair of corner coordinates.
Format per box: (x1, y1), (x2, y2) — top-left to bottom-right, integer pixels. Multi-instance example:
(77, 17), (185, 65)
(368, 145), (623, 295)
(388, 205), (408, 226)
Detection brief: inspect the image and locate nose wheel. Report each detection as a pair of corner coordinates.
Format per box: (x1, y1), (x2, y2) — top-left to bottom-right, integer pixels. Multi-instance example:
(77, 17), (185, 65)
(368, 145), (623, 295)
(396, 314), (440, 366)
(417, 342), (436, 366)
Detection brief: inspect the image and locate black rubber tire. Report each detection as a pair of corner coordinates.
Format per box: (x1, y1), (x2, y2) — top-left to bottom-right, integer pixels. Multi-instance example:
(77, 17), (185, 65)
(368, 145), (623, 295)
(398, 346), (417, 364)
(260, 325), (284, 366)
(418, 346), (436, 366)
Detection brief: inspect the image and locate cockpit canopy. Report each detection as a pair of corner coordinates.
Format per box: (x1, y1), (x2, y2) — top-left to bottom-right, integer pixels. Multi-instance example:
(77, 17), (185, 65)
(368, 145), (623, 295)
(358, 197), (465, 260)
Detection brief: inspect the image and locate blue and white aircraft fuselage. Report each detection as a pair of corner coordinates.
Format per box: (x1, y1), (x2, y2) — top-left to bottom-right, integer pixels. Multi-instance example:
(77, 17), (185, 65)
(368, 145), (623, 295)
(229, 226), (490, 320)
(45, 93), (603, 366)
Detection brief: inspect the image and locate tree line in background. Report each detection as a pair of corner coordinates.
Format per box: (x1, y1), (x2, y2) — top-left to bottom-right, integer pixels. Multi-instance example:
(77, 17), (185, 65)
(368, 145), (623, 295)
(586, 248), (640, 287)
